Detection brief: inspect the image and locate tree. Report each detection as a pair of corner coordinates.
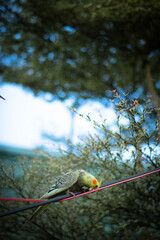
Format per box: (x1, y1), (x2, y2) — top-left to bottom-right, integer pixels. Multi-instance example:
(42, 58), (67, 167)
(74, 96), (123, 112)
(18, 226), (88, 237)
(0, 94), (159, 240)
(0, 0), (160, 108)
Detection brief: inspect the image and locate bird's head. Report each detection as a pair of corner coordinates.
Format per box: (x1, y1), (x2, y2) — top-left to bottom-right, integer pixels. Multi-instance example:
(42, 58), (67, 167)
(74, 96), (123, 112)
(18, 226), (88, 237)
(83, 172), (102, 190)
(90, 178), (102, 189)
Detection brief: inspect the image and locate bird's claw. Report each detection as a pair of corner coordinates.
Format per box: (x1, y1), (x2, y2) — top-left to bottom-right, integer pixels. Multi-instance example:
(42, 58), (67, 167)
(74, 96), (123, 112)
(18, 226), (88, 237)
(68, 192), (75, 196)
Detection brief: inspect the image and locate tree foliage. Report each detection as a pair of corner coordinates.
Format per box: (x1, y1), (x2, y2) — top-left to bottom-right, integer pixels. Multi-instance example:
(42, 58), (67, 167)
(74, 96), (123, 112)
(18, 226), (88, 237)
(0, 0), (160, 105)
(0, 94), (160, 240)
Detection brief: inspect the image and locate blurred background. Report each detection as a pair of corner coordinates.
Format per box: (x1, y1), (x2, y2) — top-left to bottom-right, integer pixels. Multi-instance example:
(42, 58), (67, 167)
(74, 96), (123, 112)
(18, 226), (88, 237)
(0, 0), (160, 153)
(0, 82), (116, 151)
(0, 1), (160, 240)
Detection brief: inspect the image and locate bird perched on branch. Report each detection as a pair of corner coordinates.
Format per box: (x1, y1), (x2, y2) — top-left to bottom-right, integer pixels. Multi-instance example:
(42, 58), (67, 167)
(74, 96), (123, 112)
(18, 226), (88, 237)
(22, 169), (101, 228)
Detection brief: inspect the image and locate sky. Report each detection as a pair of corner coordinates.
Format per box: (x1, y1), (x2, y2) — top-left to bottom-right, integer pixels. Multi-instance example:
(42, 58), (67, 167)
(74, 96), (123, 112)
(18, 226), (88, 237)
(0, 83), (116, 151)
(0, 83), (159, 161)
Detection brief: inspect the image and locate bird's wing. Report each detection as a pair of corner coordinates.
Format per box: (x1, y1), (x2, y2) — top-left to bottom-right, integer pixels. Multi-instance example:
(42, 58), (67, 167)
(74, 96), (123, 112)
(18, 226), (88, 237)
(41, 170), (80, 199)
(21, 170), (81, 228)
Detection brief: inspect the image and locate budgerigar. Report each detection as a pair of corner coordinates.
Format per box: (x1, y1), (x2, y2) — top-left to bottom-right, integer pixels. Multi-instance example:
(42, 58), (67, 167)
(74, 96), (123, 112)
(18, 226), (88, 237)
(22, 169), (101, 228)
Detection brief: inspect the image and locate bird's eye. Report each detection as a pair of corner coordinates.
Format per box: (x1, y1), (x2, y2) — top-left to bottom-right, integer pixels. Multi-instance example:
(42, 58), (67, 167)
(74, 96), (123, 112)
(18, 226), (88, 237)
(95, 184), (98, 188)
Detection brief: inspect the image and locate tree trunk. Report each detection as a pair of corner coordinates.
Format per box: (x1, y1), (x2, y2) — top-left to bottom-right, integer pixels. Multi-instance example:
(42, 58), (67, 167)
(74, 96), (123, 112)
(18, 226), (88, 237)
(145, 61), (160, 124)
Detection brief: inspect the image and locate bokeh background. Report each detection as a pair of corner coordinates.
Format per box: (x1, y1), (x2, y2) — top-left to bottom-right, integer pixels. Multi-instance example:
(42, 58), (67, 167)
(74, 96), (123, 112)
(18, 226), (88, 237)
(0, 83), (116, 150)
(0, 1), (160, 240)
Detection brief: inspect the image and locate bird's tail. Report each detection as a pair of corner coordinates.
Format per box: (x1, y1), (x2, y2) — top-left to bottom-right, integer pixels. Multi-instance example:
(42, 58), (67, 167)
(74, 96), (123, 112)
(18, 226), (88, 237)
(21, 203), (49, 229)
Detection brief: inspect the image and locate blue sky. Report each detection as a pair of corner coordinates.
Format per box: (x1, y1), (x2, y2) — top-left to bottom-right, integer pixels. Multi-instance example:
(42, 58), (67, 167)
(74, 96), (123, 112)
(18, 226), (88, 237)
(0, 83), (116, 151)
(1, 83), (159, 160)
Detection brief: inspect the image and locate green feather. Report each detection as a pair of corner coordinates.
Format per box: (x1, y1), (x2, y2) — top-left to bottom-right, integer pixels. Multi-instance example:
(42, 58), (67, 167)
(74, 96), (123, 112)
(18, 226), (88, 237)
(22, 169), (101, 228)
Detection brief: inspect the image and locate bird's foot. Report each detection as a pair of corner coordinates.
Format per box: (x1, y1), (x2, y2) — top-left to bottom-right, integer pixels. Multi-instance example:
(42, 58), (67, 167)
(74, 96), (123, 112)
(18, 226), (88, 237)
(68, 192), (75, 196)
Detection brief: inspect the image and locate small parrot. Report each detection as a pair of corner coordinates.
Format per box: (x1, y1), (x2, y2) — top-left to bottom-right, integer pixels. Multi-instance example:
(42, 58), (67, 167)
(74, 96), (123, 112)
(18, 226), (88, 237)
(22, 169), (101, 228)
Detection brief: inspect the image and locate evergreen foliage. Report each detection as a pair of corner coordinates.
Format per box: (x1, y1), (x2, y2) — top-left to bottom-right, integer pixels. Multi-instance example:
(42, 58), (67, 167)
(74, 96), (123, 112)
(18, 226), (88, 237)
(0, 0), (160, 104)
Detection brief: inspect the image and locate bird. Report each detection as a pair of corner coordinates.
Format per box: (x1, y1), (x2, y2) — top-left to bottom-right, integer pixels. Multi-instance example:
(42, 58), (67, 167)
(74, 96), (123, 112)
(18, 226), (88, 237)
(22, 169), (101, 228)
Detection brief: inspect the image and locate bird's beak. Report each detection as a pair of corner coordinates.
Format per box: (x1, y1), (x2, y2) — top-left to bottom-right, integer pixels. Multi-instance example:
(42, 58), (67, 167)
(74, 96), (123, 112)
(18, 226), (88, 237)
(97, 179), (102, 188)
